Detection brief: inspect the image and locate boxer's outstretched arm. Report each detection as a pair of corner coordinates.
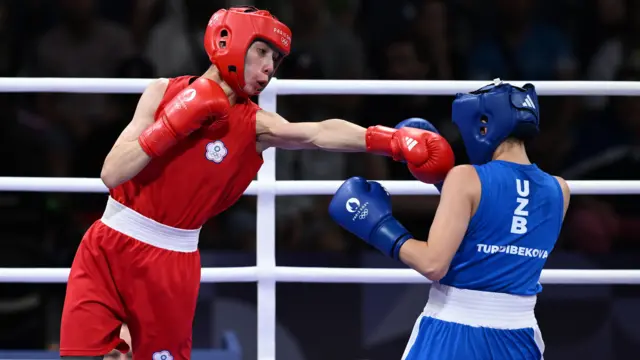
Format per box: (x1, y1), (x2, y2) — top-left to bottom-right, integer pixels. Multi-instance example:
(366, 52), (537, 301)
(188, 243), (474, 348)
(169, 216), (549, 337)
(100, 78), (168, 188)
(398, 165), (478, 281)
(256, 110), (366, 151)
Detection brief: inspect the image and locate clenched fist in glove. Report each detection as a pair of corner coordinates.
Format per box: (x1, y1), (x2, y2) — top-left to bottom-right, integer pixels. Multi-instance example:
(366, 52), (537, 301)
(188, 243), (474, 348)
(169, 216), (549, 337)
(394, 118), (448, 192)
(328, 177), (413, 259)
(139, 77), (230, 158)
(365, 123), (454, 184)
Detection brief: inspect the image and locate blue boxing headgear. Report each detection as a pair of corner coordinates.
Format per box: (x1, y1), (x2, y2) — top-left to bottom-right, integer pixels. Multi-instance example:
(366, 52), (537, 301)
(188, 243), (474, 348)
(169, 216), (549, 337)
(452, 79), (540, 165)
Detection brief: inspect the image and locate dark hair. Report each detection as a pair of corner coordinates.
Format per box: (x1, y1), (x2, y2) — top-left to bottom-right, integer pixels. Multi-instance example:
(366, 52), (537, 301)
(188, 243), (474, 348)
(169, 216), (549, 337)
(508, 122), (539, 142)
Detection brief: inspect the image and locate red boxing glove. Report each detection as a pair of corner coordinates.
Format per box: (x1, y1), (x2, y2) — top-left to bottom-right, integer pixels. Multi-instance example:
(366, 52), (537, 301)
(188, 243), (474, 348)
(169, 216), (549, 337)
(366, 125), (454, 184)
(139, 78), (230, 158)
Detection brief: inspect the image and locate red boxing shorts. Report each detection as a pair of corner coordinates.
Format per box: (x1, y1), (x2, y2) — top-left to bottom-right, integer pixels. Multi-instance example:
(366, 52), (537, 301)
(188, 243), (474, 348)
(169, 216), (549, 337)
(60, 197), (201, 359)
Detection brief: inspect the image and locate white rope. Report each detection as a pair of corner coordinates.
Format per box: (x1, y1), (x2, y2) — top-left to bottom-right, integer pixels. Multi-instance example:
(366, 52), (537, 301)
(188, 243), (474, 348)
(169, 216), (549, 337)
(276, 180), (640, 195)
(1, 178), (640, 195)
(0, 78), (151, 94)
(2, 78), (640, 95)
(272, 79), (640, 96)
(274, 268), (640, 284)
(2, 267), (639, 284)
(0, 267), (259, 283)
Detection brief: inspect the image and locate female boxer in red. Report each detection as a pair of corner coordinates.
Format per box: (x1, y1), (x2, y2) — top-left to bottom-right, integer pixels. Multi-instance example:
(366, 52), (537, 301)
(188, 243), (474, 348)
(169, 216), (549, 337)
(59, 7), (455, 360)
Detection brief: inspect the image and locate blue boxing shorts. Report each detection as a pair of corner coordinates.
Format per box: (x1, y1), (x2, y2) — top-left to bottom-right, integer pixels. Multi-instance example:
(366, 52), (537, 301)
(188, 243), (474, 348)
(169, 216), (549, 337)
(402, 284), (545, 360)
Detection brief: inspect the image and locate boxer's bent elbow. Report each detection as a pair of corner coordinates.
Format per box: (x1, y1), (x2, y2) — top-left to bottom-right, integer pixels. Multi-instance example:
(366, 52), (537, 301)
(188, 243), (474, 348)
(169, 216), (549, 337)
(399, 240), (448, 281)
(423, 267), (448, 282)
(101, 162), (142, 189)
(100, 166), (123, 189)
(101, 141), (151, 189)
(101, 169), (145, 189)
(414, 263), (448, 282)
(100, 161), (129, 189)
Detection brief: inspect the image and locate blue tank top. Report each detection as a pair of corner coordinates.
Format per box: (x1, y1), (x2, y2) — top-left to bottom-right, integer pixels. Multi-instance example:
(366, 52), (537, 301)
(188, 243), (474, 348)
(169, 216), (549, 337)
(438, 160), (565, 296)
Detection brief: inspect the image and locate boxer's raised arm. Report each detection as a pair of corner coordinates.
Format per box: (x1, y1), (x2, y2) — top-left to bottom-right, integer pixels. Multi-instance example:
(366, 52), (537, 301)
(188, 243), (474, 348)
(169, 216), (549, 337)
(100, 78), (168, 189)
(255, 111), (453, 185)
(256, 110), (366, 152)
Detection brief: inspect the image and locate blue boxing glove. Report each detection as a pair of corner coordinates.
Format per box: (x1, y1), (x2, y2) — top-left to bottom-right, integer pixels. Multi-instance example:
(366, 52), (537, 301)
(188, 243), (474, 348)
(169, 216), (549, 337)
(396, 118), (445, 193)
(329, 177), (413, 259)
(396, 117), (440, 134)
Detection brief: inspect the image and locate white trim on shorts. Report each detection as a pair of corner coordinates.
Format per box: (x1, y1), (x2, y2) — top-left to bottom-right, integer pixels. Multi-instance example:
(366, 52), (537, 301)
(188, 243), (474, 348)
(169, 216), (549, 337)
(100, 196), (200, 253)
(423, 283), (538, 329)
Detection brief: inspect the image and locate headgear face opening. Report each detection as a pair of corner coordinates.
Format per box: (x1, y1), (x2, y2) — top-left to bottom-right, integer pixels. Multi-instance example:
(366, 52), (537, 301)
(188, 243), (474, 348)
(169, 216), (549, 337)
(451, 79), (540, 165)
(204, 7), (292, 98)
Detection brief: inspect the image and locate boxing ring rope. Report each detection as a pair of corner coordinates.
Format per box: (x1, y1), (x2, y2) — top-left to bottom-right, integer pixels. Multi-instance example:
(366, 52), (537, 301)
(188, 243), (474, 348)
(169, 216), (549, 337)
(2, 267), (640, 284)
(2, 177), (640, 195)
(2, 77), (640, 360)
(3, 77), (640, 95)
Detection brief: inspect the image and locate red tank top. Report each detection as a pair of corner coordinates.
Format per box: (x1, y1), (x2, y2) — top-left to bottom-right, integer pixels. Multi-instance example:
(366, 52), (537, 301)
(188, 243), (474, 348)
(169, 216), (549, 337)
(109, 76), (264, 229)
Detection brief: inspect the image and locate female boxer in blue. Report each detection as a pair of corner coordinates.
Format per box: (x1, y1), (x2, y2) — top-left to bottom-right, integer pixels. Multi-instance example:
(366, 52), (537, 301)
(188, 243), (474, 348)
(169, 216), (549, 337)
(329, 79), (571, 359)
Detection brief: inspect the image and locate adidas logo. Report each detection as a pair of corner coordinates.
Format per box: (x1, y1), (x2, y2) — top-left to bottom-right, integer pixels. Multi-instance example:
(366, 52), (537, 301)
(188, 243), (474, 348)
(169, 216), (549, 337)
(522, 95), (536, 109)
(404, 137), (418, 151)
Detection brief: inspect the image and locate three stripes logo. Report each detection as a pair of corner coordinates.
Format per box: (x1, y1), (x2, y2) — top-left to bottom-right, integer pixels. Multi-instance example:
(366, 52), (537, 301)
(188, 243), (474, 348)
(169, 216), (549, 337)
(404, 137), (418, 151)
(522, 95), (536, 109)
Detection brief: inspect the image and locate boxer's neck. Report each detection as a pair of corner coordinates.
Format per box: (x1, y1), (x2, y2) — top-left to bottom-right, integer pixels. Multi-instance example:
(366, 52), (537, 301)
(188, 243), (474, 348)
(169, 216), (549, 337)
(492, 141), (531, 165)
(202, 65), (237, 105)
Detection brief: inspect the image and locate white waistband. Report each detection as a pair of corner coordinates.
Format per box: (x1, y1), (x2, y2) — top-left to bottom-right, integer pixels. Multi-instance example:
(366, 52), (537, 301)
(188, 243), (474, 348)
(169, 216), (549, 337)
(100, 197), (200, 252)
(423, 283), (537, 329)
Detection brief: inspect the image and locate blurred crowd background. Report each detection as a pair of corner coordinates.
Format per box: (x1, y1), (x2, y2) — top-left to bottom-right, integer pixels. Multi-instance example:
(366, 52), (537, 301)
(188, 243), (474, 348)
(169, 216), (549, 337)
(0, 0), (639, 358)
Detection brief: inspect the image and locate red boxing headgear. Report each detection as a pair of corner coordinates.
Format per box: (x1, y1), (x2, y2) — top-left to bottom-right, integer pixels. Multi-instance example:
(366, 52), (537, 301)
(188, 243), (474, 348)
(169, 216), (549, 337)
(204, 7), (292, 97)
